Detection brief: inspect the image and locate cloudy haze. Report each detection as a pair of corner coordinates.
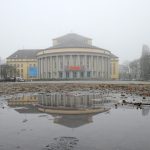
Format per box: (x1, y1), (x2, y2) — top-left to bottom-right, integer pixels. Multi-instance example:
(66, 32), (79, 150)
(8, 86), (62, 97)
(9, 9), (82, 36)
(0, 0), (150, 63)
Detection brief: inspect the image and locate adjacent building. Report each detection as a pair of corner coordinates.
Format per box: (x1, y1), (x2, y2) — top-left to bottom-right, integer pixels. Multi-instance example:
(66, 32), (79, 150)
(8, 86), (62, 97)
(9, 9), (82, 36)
(111, 54), (119, 80)
(7, 50), (40, 80)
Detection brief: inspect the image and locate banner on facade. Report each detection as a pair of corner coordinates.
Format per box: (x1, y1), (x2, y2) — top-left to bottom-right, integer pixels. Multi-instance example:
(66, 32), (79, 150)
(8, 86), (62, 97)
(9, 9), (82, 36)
(28, 67), (37, 77)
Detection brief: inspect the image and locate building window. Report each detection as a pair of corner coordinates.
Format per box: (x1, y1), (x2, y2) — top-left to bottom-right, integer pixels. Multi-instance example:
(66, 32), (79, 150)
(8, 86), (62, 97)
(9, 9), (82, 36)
(17, 69), (20, 76)
(87, 71), (91, 77)
(48, 72), (51, 78)
(93, 71), (96, 77)
(80, 72), (84, 78)
(73, 72), (77, 78)
(59, 72), (63, 78)
(21, 64), (23, 67)
(66, 72), (69, 78)
(98, 72), (101, 77)
(53, 72), (56, 78)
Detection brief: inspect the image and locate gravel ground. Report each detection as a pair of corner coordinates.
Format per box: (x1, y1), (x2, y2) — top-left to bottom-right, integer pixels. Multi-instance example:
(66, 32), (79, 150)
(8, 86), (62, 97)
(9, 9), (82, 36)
(0, 81), (150, 96)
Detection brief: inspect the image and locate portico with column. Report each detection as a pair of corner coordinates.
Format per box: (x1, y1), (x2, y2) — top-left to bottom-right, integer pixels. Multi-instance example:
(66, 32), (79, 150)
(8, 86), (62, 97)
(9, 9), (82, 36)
(37, 33), (115, 80)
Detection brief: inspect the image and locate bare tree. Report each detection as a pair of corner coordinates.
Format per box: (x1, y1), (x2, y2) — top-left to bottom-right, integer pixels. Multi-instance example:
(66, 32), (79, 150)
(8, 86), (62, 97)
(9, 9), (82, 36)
(0, 64), (17, 79)
(129, 59), (140, 80)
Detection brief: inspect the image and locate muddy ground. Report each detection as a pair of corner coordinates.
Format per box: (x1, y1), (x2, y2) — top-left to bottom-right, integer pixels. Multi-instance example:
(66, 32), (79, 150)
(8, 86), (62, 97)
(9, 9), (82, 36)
(0, 82), (150, 96)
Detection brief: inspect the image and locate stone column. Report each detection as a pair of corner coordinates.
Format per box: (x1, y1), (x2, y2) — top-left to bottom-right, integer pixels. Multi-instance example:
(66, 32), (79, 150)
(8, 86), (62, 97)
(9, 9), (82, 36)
(55, 56), (58, 79)
(77, 55), (80, 78)
(50, 56), (52, 79)
(70, 55), (73, 79)
(85, 55), (87, 78)
(91, 55), (93, 78)
(37, 58), (39, 79)
(108, 56), (111, 80)
(101, 56), (104, 80)
(96, 56), (98, 78)
(41, 58), (44, 79)
(62, 55), (65, 79)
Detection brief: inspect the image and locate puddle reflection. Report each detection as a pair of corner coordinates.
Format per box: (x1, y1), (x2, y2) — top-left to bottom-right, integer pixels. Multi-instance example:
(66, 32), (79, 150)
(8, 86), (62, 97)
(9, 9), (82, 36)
(1, 90), (150, 150)
(53, 114), (93, 128)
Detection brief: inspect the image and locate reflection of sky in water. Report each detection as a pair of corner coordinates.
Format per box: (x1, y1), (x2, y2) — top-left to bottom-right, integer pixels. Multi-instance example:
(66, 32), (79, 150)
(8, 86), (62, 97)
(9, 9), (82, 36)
(0, 91), (150, 150)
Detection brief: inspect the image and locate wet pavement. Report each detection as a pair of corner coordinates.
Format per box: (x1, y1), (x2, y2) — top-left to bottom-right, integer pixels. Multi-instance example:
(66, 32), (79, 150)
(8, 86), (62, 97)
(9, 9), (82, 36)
(0, 90), (150, 150)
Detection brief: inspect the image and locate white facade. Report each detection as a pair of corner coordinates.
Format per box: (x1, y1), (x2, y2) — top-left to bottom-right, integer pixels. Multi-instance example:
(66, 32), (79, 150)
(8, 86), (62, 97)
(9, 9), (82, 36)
(37, 34), (111, 80)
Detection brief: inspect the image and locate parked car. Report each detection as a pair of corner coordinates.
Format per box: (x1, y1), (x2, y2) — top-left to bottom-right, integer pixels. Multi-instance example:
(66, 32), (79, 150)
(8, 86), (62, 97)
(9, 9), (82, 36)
(16, 77), (25, 82)
(0, 77), (16, 82)
(0, 78), (5, 82)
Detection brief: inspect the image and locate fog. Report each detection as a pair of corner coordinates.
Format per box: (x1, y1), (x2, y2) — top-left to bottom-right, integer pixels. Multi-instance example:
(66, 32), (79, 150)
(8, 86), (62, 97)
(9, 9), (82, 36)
(0, 0), (150, 63)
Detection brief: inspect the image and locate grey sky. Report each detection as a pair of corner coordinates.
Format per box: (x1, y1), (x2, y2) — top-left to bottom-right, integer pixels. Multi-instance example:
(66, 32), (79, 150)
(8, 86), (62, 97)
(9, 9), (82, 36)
(0, 0), (150, 63)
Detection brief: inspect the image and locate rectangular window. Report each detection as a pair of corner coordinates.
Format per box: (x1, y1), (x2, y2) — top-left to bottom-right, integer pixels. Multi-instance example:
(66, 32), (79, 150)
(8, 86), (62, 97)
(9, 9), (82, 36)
(59, 72), (63, 78)
(66, 72), (69, 78)
(80, 72), (84, 78)
(87, 71), (91, 77)
(73, 72), (77, 78)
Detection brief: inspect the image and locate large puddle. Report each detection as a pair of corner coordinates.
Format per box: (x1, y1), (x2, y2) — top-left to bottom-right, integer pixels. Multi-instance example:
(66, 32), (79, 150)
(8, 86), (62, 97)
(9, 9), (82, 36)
(0, 90), (150, 150)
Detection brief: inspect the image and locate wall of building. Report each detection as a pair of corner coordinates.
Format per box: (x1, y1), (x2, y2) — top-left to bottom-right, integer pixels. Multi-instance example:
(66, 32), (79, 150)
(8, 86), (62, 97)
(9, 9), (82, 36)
(7, 59), (38, 80)
(37, 48), (111, 80)
(111, 58), (119, 80)
(6, 50), (119, 81)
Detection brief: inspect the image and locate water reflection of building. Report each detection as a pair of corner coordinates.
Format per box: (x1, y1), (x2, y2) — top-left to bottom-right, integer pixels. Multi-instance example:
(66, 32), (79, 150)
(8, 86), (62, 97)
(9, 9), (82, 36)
(14, 105), (40, 114)
(37, 93), (110, 115)
(38, 93), (110, 109)
(53, 115), (93, 128)
(8, 94), (38, 106)
(142, 106), (150, 116)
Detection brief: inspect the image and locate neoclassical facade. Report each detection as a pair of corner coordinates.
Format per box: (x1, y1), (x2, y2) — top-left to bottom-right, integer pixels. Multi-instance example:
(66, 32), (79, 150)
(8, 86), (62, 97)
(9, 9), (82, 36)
(37, 33), (113, 80)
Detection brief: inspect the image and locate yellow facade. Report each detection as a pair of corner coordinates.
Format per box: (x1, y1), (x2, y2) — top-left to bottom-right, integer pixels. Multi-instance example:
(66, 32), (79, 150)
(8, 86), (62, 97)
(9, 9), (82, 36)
(7, 58), (37, 80)
(111, 58), (119, 80)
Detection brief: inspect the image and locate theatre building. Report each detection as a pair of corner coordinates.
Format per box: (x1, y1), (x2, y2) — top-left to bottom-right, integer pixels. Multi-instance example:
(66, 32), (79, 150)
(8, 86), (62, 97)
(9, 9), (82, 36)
(7, 33), (119, 80)
(37, 33), (118, 80)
